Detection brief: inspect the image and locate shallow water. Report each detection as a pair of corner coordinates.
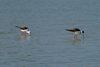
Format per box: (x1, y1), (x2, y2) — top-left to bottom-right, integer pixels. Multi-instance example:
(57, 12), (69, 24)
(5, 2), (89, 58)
(0, 0), (100, 67)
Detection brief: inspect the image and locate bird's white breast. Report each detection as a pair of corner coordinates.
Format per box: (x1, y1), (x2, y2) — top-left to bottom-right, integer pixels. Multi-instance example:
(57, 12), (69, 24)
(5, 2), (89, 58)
(74, 31), (80, 35)
(20, 29), (31, 35)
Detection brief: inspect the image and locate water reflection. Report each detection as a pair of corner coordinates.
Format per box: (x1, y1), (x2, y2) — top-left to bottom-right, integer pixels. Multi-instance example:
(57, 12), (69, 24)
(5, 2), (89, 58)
(71, 39), (81, 45)
(17, 34), (31, 41)
(65, 38), (82, 46)
(20, 34), (30, 40)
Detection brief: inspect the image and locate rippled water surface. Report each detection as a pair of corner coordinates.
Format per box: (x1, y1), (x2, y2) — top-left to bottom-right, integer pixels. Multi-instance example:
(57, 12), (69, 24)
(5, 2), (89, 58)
(0, 0), (100, 67)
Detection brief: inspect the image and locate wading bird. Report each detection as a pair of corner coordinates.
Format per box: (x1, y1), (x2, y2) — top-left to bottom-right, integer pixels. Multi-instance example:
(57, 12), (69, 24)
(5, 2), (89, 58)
(65, 28), (84, 39)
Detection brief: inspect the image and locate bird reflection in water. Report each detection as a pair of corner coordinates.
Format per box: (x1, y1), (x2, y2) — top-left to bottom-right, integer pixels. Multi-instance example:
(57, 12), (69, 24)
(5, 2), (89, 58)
(20, 33), (30, 41)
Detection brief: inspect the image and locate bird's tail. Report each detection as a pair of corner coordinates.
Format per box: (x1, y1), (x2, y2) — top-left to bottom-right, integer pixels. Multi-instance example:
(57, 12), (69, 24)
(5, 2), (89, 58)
(65, 29), (73, 31)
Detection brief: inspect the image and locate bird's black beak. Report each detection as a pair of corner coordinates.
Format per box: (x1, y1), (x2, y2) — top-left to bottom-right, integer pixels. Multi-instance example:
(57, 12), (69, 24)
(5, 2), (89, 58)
(15, 26), (21, 29)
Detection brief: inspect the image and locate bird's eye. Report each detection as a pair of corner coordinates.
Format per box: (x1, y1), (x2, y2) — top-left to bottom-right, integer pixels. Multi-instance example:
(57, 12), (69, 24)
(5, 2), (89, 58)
(82, 31), (84, 33)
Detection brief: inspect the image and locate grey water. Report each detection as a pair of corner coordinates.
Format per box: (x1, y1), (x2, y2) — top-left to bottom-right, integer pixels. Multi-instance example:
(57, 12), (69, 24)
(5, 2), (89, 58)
(0, 0), (100, 67)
